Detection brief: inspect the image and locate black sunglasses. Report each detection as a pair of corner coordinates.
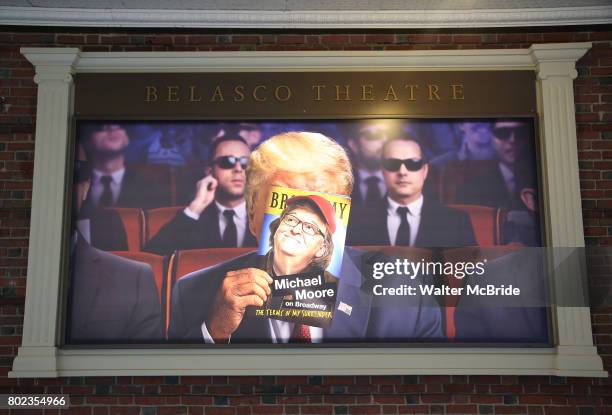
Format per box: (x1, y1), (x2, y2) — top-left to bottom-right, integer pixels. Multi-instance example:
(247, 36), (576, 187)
(382, 158), (425, 172)
(213, 155), (248, 170)
(493, 126), (529, 141)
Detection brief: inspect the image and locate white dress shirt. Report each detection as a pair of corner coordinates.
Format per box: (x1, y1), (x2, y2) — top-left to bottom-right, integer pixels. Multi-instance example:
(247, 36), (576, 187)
(76, 219), (91, 244)
(386, 195), (424, 246)
(90, 168), (126, 207)
(357, 168), (385, 202)
(498, 162), (516, 195)
(184, 200), (248, 247)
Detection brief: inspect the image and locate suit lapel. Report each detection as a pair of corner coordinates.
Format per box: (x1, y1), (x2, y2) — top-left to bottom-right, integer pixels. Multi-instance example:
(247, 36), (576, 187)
(116, 167), (133, 207)
(233, 314), (272, 342)
(243, 227), (258, 247)
(71, 237), (103, 334)
(200, 203), (258, 248)
(378, 196), (391, 245)
(351, 170), (364, 205)
(325, 248), (371, 340)
(199, 204), (223, 247)
(373, 198), (391, 245)
(415, 197), (435, 247)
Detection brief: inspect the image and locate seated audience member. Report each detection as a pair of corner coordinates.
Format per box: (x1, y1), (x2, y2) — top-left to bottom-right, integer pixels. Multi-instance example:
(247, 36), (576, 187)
(81, 123), (171, 209)
(145, 136), (257, 255)
(67, 160), (163, 342)
(345, 121), (401, 207)
(347, 137), (476, 248)
(237, 122), (264, 149)
(74, 141), (127, 252)
(503, 165), (541, 246)
(456, 120), (531, 210)
(430, 122), (495, 168)
(84, 207), (128, 251)
(147, 124), (196, 166)
(168, 132), (442, 343)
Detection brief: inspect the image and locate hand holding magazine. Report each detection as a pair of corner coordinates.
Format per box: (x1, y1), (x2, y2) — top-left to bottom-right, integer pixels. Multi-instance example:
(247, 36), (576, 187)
(247, 185), (351, 328)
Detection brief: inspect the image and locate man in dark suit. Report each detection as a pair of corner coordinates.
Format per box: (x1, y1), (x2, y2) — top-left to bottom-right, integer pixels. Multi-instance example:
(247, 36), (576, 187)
(168, 131), (442, 343)
(502, 164), (541, 246)
(345, 121), (402, 207)
(67, 160), (162, 342)
(81, 123), (170, 209)
(453, 248), (549, 343)
(144, 136), (257, 255)
(456, 120), (531, 210)
(348, 137), (476, 248)
(67, 235), (163, 342)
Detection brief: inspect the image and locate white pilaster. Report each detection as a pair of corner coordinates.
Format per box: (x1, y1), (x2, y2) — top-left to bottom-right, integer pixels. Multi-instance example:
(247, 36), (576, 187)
(10, 48), (80, 377)
(530, 42), (604, 376)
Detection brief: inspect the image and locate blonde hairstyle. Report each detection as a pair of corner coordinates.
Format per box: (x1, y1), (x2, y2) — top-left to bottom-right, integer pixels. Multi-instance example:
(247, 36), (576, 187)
(245, 131), (353, 217)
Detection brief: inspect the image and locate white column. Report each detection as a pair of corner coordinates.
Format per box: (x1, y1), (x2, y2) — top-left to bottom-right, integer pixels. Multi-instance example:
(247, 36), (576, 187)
(530, 42), (604, 376)
(10, 48), (80, 377)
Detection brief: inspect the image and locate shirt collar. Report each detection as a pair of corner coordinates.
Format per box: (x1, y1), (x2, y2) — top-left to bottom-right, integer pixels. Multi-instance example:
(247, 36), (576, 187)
(386, 194), (424, 217)
(357, 167), (384, 182)
(215, 200), (247, 220)
(498, 162), (514, 181)
(92, 167), (126, 184)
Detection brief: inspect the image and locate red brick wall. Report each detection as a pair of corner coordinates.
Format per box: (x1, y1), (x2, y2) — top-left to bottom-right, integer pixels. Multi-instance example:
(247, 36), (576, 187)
(1, 27), (611, 414)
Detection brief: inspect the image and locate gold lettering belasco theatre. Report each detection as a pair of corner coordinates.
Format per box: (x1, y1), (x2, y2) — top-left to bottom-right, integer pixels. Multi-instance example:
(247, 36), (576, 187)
(144, 83), (465, 103)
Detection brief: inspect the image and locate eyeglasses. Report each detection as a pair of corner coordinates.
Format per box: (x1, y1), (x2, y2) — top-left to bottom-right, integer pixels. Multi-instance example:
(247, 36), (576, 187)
(382, 158), (425, 172)
(281, 214), (325, 237)
(213, 155), (248, 170)
(492, 126), (529, 141)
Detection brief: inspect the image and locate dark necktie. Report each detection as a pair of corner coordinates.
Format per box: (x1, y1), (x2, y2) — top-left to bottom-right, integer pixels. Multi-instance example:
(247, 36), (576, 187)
(395, 206), (411, 246)
(99, 175), (114, 207)
(289, 323), (312, 343)
(364, 176), (382, 203)
(222, 209), (238, 247)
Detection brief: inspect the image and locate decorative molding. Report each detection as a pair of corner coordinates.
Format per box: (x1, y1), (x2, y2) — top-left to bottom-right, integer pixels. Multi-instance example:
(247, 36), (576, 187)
(1, 5), (612, 29)
(49, 43), (587, 74)
(10, 48), (80, 379)
(532, 42), (591, 249)
(74, 50), (537, 73)
(51, 347), (605, 378)
(531, 43), (597, 370)
(10, 44), (607, 378)
(20, 48), (80, 84)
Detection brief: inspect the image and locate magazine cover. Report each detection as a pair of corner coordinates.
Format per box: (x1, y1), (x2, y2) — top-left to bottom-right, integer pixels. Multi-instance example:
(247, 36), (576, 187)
(249, 185), (351, 328)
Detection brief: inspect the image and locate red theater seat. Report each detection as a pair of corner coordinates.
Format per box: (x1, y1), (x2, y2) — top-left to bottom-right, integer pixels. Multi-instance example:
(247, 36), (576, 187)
(110, 251), (165, 300)
(448, 204), (505, 246)
(172, 248), (254, 282)
(441, 245), (524, 339)
(110, 250), (166, 324)
(130, 163), (175, 205)
(146, 206), (186, 242)
(165, 247), (254, 335)
(105, 207), (145, 251)
(439, 160), (497, 204)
